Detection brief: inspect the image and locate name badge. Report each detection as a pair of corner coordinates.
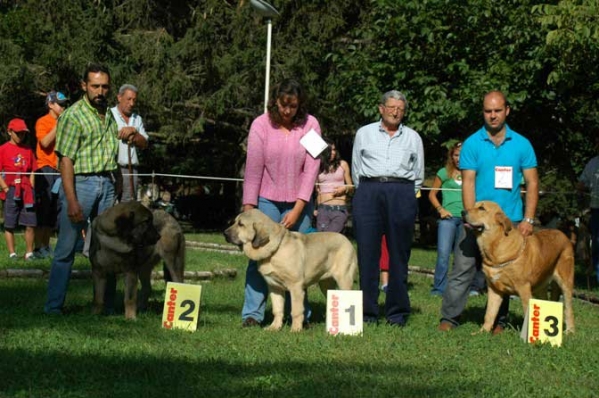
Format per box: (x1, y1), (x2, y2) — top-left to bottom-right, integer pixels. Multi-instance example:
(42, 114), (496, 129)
(495, 166), (513, 189)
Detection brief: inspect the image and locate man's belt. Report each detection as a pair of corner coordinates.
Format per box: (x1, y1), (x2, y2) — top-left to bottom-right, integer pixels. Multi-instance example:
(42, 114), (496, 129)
(360, 176), (413, 184)
(76, 171), (114, 178)
(318, 204), (347, 211)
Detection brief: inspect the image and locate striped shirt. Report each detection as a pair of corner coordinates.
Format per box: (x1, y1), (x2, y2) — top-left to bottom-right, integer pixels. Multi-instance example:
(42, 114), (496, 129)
(352, 120), (424, 191)
(55, 96), (118, 174)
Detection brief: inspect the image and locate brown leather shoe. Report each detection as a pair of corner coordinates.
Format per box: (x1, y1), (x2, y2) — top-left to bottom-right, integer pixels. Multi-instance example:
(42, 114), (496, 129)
(242, 317), (261, 328)
(492, 324), (505, 335)
(438, 322), (456, 332)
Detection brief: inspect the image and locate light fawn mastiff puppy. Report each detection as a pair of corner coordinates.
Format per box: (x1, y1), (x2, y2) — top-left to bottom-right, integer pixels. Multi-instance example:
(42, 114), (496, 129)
(224, 209), (357, 332)
(463, 201), (575, 334)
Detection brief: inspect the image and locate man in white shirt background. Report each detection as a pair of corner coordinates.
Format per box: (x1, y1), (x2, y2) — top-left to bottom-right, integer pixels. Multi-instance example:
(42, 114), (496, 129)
(111, 84), (148, 202)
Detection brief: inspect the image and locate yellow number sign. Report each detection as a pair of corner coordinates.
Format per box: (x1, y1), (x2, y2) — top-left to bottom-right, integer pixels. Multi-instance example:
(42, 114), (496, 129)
(162, 282), (202, 332)
(521, 298), (563, 347)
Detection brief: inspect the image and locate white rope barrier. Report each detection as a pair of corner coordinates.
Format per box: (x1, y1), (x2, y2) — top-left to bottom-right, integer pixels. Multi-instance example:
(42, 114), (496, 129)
(2, 171), (584, 196)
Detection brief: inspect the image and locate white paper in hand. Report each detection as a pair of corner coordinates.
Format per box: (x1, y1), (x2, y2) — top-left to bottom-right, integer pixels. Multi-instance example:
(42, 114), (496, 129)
(300, 129), (327, 158)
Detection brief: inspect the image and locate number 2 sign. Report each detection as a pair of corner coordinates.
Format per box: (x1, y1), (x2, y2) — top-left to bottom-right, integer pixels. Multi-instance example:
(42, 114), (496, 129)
(162, 282), (202, 332)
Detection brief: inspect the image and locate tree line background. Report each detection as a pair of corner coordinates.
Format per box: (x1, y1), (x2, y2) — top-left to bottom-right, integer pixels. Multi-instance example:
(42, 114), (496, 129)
(0, 0), (598, 226)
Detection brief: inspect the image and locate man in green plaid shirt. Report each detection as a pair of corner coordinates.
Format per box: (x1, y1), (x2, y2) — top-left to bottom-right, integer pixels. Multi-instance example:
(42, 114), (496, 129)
(45, 63), (147, 315)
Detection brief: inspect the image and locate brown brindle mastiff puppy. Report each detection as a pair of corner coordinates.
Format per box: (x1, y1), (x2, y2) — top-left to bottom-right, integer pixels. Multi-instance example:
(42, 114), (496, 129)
(463, 201), (575, 334)
(90, 202), (161, 319)
(224, 209), (357, 332)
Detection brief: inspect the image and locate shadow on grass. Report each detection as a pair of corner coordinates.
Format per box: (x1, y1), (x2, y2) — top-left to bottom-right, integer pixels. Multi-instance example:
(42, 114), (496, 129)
(0, 344), (472, 398)
(0, 280), (469, 397)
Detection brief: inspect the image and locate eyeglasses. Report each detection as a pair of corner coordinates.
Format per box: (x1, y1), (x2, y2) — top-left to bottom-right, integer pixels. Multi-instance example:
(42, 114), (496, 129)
(383, 105), (405, 113)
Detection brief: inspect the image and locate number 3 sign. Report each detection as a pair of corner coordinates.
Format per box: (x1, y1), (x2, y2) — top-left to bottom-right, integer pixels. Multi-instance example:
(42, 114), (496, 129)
(520, 298), (564, 347)
(162, 282), (202, 332)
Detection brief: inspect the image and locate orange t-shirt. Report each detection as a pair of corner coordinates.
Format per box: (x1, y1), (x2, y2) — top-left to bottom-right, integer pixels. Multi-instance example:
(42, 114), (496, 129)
(35, 113), (58, 169)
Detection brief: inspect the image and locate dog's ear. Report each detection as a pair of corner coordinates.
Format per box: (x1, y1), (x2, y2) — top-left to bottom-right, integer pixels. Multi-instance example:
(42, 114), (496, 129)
(251, 222), (271, 248)
(495, 211), (513, 236)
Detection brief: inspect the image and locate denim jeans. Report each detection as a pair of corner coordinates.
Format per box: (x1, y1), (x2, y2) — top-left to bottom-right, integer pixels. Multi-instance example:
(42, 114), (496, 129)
(44, 175), (115, 314)
(441, 224), (510, 327)
(591, 209), (599, 283)
(431, 217), (462, 295)
(242, 197), (313, 323)
(316, 205), (348, 233)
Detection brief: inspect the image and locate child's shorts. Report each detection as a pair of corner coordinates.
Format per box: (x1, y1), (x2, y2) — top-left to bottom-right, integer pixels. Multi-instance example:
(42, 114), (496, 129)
(4, 186), (37, 229)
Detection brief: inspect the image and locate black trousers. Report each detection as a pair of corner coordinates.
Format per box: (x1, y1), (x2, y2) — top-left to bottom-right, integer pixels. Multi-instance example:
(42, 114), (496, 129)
(352, 180), (417, 325)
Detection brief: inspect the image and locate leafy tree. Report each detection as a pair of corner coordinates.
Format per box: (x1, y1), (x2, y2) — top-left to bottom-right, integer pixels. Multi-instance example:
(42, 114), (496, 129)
(0, 0), (598, 222)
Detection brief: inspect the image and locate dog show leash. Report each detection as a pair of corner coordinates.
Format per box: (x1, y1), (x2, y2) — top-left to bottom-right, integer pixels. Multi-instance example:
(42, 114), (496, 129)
(128, 142), (135, 200)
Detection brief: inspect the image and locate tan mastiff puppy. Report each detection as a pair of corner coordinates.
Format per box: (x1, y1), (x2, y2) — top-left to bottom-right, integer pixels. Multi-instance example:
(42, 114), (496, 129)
(224, 209), (357, 332)
(463, 201), (575, 334)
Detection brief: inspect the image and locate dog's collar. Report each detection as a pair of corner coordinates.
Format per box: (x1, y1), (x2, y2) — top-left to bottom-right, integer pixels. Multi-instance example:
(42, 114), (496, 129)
(487, 237), (527, 269)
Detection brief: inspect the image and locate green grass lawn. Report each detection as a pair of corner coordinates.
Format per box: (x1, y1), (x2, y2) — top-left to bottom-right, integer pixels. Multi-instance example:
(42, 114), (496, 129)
(0, 232), (598, 397)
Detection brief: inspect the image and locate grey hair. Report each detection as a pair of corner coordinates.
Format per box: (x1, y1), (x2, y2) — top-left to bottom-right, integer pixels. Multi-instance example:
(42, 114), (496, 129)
(380, 90), (408, 110)
(118, 84), (138, 96)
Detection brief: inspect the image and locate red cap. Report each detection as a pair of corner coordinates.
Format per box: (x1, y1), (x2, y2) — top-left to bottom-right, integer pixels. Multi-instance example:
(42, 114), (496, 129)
(7, 118), (29, 133)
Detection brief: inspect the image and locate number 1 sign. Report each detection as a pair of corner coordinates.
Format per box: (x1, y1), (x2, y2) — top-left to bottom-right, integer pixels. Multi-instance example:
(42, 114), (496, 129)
(326, 290), (363, 336)
(162, 282), (202, 332)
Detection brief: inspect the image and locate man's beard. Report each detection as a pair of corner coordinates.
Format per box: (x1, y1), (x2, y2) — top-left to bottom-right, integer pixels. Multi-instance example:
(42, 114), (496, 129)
(90, 94), (108, 112)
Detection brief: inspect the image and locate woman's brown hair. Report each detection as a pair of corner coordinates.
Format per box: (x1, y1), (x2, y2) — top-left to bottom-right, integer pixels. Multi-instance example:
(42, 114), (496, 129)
(445, 141), (462, 176)
(267, 78), (308, 128)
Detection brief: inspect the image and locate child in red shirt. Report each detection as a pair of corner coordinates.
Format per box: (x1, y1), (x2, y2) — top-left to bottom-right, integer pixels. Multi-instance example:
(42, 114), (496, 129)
(0, 119), (37, 260)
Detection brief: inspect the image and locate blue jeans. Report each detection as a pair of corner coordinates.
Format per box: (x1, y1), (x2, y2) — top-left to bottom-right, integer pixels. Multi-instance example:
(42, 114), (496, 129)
(44, 175), (115, 314)
(242, 197), (313, 323)
(431, 217), (462, 295)
(591, 209), (599, 283)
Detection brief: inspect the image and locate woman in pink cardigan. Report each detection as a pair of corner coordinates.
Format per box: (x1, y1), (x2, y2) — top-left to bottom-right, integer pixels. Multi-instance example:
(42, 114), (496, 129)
(241, 79), (321, 328)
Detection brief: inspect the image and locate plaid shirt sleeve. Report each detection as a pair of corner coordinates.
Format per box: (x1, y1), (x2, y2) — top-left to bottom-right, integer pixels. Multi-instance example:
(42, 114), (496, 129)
(55, 106), (82, 162)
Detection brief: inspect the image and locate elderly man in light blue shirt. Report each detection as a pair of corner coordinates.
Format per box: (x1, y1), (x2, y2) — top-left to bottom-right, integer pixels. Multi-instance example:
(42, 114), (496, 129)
(351, 90), (424, 327)
(110, 84), (148, 202)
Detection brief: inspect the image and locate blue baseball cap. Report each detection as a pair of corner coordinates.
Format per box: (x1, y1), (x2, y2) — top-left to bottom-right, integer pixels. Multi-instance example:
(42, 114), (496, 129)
(46, 91), (68, 106)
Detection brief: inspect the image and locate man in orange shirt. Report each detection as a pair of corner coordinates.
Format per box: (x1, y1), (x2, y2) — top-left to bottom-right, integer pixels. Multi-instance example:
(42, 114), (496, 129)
(33, 91), (68, 258)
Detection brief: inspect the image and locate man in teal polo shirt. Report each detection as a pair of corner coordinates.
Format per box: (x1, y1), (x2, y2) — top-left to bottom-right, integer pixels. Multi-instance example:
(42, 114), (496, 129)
(45, 63), (146, 314)
(438, 90), (538, 333)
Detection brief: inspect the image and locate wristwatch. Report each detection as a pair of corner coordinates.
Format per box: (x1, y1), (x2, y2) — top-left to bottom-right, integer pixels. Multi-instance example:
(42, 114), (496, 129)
(523, 217), (535, 225)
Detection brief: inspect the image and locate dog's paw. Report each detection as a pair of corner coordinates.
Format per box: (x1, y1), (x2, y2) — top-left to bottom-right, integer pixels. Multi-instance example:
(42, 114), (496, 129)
(472, 327), (491, 336)
(265, 323), (283, 332)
